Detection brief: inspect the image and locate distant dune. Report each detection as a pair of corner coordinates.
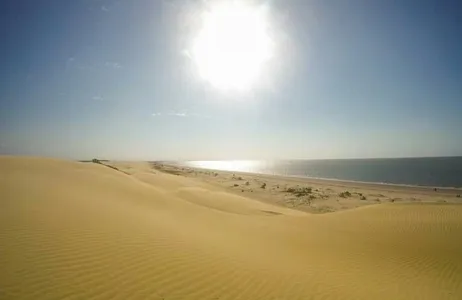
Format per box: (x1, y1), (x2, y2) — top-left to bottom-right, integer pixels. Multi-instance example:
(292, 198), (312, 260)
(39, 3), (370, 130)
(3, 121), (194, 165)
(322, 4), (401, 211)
(1, 156), (462, 299)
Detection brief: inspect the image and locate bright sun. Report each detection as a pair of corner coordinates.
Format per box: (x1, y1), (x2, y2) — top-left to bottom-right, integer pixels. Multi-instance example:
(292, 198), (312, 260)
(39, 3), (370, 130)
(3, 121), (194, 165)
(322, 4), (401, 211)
(191, 1), (273, 90)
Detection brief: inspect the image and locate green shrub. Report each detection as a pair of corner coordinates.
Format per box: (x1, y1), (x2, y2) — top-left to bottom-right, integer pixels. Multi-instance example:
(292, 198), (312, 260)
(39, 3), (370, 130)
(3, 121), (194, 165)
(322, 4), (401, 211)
(285, 187), (312, 197)
(339, 191), (352, 198)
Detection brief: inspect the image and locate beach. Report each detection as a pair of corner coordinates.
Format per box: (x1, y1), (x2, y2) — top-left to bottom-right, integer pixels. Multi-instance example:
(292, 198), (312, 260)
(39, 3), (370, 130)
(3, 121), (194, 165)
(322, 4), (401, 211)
(1, 156), (462, 299)
(152, 163), (462, 214)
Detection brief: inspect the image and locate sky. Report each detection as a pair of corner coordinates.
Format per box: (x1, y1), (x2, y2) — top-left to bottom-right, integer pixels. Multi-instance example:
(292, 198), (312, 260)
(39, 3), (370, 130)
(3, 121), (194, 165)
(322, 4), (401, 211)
(1, 0), (461, 160)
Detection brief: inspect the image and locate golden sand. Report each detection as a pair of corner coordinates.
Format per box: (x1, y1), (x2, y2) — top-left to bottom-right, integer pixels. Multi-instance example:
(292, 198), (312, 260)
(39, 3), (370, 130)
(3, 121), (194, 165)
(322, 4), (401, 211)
(1, 156), (462, 299)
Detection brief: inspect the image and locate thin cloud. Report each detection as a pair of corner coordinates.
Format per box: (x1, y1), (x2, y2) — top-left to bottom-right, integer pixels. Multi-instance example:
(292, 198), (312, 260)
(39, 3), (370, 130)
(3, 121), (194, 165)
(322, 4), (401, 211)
(168, 112), (187, 117)
(66, 57), (76, 68)
(101, 5), (109, 11)
(105, 62), (122, 69)
(66, 57), (93, 70)
(152, 112), (187, 117)
(92, 96), (104, 101)
(66, 58), (121, 71)
(152, 111), (212, 119)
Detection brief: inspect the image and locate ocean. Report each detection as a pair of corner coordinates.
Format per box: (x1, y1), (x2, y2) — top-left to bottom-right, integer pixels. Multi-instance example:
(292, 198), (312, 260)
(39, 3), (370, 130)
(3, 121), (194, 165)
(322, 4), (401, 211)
(180, 157), (462, 188)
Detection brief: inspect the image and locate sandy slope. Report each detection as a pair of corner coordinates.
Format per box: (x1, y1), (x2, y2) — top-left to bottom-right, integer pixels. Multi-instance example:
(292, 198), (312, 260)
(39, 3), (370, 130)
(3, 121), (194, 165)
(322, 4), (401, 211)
(1, 157), (462, 299)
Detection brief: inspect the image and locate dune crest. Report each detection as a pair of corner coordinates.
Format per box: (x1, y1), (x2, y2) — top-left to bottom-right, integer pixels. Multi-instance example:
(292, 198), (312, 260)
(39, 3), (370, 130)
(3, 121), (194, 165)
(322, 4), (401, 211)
(1, 157), (462, 299)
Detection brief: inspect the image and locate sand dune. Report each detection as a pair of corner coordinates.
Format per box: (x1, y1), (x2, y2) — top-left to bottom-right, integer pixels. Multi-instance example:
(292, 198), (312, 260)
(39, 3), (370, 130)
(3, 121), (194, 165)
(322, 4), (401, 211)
(1, 157), (462, 299)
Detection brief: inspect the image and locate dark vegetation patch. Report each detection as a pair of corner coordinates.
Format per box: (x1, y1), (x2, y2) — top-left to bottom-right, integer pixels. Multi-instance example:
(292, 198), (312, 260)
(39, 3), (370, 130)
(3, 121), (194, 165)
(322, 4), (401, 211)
(339, 191), (352, 198)
(260, 210), (283, 216)
(285, 186), (312, 197)
(86, 158), (129, 175)
(160, 169), (183, 176)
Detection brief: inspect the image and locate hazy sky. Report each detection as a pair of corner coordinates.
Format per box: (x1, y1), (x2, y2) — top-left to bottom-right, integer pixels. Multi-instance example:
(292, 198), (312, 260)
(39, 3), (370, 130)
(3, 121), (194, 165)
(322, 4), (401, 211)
(1, 0), (461, 160)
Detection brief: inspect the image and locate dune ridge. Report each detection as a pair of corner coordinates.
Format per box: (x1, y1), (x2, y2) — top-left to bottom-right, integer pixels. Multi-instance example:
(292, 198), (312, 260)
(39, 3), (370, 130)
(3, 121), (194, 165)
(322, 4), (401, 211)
(1, 157), (462, 299)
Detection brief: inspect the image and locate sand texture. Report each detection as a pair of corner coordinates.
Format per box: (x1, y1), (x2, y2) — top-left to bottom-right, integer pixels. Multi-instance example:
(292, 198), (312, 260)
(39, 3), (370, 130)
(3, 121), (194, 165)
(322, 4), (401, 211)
(1, 157), (462, 299)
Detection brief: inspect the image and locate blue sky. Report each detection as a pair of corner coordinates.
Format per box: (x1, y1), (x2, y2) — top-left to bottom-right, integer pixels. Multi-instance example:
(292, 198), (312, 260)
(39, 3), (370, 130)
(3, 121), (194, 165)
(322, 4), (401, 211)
(1, 0), (461, 160)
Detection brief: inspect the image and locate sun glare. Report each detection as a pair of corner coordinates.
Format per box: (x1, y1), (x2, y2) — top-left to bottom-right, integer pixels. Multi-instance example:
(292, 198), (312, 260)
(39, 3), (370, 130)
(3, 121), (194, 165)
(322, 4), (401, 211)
(191, 1), (273, 90)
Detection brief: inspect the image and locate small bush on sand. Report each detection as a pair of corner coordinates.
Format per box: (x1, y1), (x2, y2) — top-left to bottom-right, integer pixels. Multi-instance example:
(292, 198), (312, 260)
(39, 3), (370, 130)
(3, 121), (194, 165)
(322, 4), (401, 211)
(92, 158), (101, 164)
(245, 181), (250, 186)
(360, 195), (367, 200)
(233, 184), (239, 187)
(285, 187), (312, 197)
(457, 194), (461, 198)
(339, 191), (352, 198)
(261, 183), (266, 189)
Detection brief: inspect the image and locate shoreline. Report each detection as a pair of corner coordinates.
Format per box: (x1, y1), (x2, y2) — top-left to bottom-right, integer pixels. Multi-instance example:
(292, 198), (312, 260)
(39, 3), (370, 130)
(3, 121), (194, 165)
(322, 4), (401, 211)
(164, 163), (462, 195)
(151, 162), (462, 214)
